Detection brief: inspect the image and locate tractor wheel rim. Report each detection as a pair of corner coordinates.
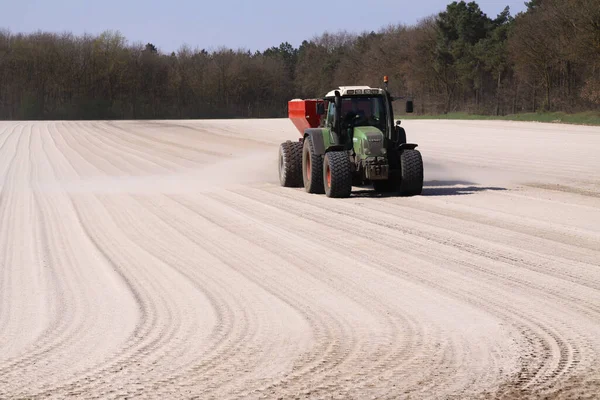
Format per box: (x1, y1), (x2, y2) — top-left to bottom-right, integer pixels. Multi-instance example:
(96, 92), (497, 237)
(307, 156), (311, 180)
(326, 166), (331, 187)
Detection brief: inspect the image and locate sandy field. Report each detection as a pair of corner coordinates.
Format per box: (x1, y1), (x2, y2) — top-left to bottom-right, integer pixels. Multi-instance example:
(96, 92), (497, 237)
(0, 119), (599, 399)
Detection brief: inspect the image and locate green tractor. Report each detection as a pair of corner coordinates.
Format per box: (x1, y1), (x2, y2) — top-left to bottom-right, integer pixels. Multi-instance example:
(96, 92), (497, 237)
(279, 77), (423, 198)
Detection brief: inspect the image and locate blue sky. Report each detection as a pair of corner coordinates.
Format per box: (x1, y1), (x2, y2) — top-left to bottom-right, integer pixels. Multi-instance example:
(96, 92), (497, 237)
(1, 0), (527, 53)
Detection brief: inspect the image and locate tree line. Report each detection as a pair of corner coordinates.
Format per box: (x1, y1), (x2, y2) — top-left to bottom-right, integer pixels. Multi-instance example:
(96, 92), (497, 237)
(0, 0), (598, 120)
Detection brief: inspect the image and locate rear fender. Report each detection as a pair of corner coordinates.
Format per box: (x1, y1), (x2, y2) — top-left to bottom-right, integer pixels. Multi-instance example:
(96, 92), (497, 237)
(304, 128), (326, 155)
(398, 143), (418, 151)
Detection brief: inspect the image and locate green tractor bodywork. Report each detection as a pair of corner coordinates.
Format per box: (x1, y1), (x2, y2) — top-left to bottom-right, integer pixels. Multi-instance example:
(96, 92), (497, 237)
(279, 83), (423, 198)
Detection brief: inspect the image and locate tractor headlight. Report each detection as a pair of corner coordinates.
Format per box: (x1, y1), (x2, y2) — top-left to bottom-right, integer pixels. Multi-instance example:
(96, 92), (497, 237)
(381, 148), (387, 155)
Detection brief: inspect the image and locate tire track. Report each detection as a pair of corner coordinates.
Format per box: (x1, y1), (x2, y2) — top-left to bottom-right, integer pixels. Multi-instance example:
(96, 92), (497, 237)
(23, 121), (219, 399)
(140, 193), (363, 399)
(102, 121), (233, 161)
(0, 124), (74, 387)
(0, 123), (140, 397)
(381, 190), (600, 264)
(162, 193), (476, 399)
(202, 188), (519, 398)
(230, 185), (598, 396)
(81, 193), (252, 399)
(96, 193), (311, 399)
(0, 124), (40, 374)
(0, 121), (161, 397)
(86, 122), (190, 172)
(0, 123), (25, 347)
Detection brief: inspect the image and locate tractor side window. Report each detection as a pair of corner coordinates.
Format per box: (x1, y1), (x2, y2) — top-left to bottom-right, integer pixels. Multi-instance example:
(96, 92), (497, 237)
(372, 100), (380, 118)
(327, 103), (336, 127)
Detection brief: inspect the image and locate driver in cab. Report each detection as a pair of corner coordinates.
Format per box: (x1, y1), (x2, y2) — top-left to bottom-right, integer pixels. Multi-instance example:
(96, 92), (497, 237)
(341, 98), (372, 127)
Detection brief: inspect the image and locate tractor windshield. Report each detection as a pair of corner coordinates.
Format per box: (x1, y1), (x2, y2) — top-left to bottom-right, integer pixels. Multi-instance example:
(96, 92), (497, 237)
(340, 96), (387, 131)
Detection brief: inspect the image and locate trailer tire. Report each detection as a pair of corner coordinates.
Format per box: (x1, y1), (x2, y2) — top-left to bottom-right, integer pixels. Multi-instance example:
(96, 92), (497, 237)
(323, 151), (352, 198)
(398, 149), (424, 196)
(302, 136), (325, 194)
(278, 141), (303, 187)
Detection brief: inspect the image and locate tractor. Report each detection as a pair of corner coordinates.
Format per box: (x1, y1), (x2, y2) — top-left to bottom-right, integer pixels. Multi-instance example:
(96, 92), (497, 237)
(278, 77), (424, 198)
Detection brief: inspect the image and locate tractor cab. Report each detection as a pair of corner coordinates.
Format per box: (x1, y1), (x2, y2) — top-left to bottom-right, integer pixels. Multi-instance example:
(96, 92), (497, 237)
(326, 95), (387, 132)
(321, 87), (390, 155)
(323, 86), (387, 130)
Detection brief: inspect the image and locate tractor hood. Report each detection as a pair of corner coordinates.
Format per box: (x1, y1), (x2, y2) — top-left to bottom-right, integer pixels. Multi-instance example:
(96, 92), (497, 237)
(352, 126), (386, 159)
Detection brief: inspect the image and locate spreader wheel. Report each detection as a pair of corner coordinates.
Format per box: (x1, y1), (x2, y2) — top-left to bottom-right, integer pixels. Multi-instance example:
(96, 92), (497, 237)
(278, 141), (303, 187)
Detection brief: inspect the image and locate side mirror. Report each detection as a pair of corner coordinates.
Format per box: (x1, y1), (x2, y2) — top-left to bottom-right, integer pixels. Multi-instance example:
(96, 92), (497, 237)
(406, 100), (414, 113)
(395, 120), (401, 125)
(316, 102), (325, 115)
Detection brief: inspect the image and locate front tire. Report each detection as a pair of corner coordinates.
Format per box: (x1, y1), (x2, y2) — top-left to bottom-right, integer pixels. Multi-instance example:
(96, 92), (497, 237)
(278, 141), (303, 187)
(302, 136), (325, 194)
(398, 149), (424, 196)
(323, 151), (352, 198)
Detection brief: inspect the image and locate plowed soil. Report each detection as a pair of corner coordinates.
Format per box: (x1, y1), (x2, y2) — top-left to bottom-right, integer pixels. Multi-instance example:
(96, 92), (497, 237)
(0, 119), (599, 399)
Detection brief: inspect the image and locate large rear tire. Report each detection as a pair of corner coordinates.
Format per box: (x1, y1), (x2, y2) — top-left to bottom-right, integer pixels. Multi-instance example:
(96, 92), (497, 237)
(398, 149), (424, 196)
(302, 136), (325, 194)
(278, 141), (303, 187)
(323, 151), (352, 198)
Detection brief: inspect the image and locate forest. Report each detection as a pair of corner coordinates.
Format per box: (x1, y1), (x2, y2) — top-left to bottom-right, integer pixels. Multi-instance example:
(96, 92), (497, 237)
(0, 0), (599, 120)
